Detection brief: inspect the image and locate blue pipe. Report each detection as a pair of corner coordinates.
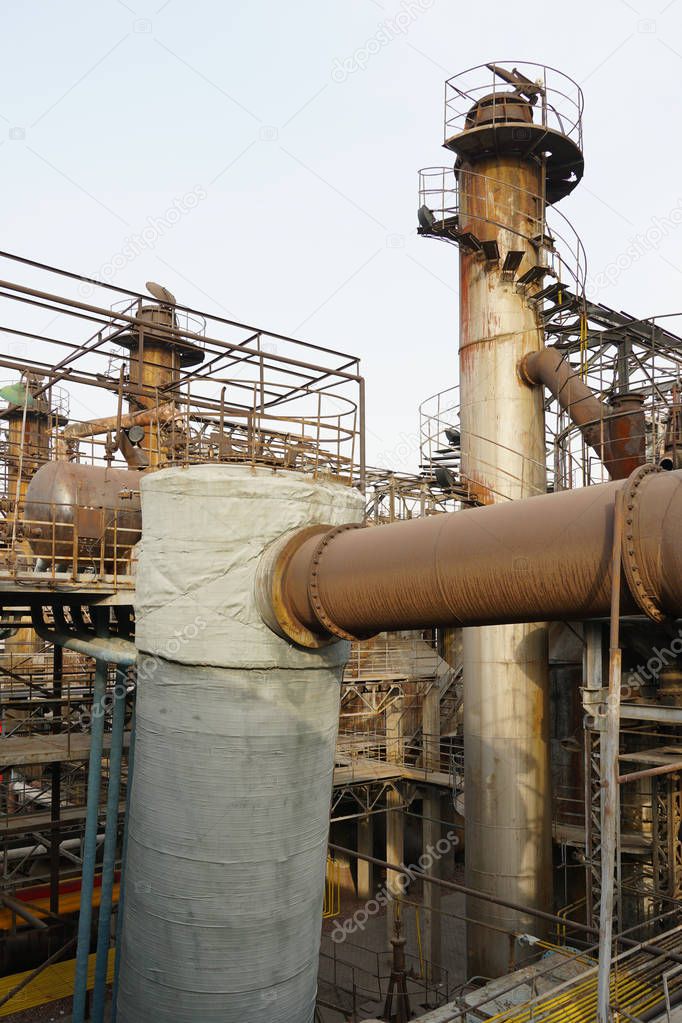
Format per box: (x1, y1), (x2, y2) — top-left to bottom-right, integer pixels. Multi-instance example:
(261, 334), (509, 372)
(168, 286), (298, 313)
(92, 667), (127, 1021)
(72, 656), (108, 1023)
(110, 698), (136, 1022)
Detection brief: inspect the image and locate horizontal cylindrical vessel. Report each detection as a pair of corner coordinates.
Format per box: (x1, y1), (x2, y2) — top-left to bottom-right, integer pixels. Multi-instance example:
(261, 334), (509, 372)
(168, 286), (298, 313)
(23, 462), (141, 570)
(266, 467), (682, 642)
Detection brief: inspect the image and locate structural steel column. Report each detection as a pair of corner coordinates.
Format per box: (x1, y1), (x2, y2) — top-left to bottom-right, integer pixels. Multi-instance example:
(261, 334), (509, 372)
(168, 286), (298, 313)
(386, 695), (405, 945)
(422, 680), (442, 978)
(422, 681), (441, 770)
(422, 791), (442, 982)
(457, 152), (551, 976)
(386, 791), (405, 949)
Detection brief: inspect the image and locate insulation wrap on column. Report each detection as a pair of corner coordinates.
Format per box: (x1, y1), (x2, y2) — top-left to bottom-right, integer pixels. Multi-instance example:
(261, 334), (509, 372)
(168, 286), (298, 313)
(117, 465), (364, 1023)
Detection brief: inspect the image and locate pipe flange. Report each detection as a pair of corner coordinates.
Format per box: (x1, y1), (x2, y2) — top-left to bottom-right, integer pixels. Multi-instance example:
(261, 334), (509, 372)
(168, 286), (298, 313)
(621, 463), (667, 624)
(517, 352), (538, 388)
(255, 524), (338, 649)
(308, 523), (373, 643)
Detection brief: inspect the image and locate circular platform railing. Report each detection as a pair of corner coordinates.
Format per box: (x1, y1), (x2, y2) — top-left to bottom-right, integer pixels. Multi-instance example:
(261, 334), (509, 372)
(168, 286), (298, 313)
(443, 61), (584, 153)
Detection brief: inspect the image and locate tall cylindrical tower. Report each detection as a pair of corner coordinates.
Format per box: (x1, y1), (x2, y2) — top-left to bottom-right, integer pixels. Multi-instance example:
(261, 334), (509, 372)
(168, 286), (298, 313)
(419, 62), (584, 975)
(1, 373), (53, 505)
(116, 290), (204, 465)
(117, 465), (364, 1022)
(1, 374), (64, 657)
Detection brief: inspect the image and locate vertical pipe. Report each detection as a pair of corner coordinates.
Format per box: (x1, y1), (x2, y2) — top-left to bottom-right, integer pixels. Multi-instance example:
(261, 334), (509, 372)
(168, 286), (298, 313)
(423, 679), (442, 979)
(50, 643), (63, 917)
(111, 701), (136, 1022)
(386, 694), (405, 945)
(72, 656), (108, 1023)
(92, 668), (127, 1021)
(597, 493), (624, 1022)
(422, 791), (442, 982)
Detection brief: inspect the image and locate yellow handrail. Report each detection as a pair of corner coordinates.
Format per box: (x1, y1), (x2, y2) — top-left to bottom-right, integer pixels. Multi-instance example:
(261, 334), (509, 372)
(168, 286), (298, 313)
(323, 857), (340, 919)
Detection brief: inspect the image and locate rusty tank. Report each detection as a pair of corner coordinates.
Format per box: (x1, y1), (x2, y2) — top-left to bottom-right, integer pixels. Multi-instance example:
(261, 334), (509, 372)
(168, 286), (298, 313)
(23, 462), (142, 574)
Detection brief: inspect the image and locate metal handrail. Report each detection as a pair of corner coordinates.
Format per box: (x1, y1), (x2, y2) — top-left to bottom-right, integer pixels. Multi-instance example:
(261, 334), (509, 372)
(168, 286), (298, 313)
(419, 382), (552, 499)
(418, 165), (588, 298)
(443, 61), (584, 149)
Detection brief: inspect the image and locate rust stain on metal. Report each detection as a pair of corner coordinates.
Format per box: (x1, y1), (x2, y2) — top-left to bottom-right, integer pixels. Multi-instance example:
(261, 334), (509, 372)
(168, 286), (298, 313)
(23, 461), (142, 570)
(262, 466), (682, 644)
(520, 348), (646, 480)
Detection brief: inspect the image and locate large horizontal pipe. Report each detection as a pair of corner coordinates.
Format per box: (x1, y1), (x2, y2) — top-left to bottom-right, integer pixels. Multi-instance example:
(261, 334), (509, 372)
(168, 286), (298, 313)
(519, 348), (646, 480)
(258, 465), (682, 645)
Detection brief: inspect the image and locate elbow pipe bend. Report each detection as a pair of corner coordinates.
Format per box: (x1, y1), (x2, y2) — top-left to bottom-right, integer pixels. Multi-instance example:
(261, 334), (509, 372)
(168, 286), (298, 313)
(31, 606), (137, 666)
(520, 348), (646, 480)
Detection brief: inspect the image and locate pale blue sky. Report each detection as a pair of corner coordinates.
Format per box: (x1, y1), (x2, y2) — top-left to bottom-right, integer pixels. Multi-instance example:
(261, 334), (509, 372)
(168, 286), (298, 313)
(1, 0), (682, 467)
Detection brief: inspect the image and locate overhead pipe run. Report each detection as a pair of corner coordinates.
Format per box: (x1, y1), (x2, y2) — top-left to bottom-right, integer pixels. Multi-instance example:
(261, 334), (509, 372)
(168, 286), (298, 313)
(258, 464), (682, 646)
(59, 403), (177, 470)
(60, 402), (176, 443)
(519, 347), (646, 480)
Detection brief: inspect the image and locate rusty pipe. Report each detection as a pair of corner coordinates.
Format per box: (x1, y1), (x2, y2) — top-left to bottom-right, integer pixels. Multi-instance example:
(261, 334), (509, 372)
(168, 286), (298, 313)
(62, 401), (176, 440)
(58, 402), (177, 468)
(258, 465), (682, 646)
(519, 348), (646, 479)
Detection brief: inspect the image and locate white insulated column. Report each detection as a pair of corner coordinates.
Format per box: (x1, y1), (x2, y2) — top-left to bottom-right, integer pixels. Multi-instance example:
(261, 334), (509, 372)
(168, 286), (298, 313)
(117, 464), (364, 1022)
(458, 157), (551, 976)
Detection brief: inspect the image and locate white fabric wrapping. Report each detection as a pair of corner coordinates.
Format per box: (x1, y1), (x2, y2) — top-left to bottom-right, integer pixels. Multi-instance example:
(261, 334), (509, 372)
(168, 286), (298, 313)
(117, 465), (364, 1023)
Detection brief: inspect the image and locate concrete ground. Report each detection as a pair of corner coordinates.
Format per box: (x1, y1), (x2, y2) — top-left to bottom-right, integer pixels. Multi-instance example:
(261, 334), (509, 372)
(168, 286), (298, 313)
(318, 885), (467, 1021)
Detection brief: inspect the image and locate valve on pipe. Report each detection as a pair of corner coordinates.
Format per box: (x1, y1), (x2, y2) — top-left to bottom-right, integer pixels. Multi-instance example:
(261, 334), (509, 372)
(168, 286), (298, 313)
(257, 465), (682, 647)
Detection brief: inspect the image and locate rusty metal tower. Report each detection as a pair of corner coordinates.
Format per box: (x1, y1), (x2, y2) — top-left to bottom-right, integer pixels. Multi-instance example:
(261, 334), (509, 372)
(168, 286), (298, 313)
(418, 61), (585, 976)
(115, 282), (205, 465)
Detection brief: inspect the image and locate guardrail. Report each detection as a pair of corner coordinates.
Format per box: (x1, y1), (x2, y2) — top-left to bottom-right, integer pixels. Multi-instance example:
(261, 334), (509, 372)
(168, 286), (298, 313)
(0, 496), (139, 588)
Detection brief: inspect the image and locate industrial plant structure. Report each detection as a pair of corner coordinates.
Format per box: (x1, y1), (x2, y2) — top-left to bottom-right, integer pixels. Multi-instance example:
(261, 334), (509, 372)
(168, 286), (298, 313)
(1, 60), (682, 1023)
